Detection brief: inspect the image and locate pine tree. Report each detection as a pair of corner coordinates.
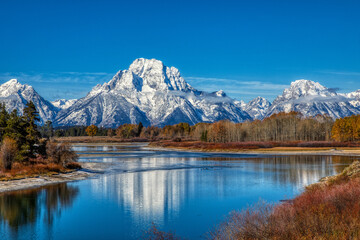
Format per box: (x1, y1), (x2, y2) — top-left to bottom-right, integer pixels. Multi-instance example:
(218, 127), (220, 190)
(0, 103), (9, 139)
(21, 101), (41, 159)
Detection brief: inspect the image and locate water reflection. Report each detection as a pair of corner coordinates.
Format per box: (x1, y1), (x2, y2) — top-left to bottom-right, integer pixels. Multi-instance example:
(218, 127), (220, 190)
(0, 144), (356, 240)
(89, 155), (348, 231)
(0, 184), (79, 234)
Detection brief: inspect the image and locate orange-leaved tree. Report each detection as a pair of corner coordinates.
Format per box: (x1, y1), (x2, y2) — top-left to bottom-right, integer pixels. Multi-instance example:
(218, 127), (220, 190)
(85, 124), (98, 137)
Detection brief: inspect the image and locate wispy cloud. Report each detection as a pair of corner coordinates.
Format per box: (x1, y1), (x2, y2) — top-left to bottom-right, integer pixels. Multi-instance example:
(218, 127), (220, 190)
(185, 76), (289, 101)
(0, 71), (114, 101)
(0, 72), (113, 84)
(292, 95), (352, 104)
(318, 71), (360, 76)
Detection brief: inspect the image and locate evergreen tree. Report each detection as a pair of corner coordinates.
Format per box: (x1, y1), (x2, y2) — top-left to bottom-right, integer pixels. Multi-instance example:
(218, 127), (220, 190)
(0, 103), (9, 138)
(137, 122), (144, 137)
(21, 101), (41, 159)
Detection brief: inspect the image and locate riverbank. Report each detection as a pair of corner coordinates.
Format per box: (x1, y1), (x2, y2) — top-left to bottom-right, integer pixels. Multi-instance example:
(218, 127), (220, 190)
(150, 140), (360, 156)
(209, 161), (360, 239)
(0, 162), (106, 193)
(55, 137), (360, 156)
(55, 136), (148, 143)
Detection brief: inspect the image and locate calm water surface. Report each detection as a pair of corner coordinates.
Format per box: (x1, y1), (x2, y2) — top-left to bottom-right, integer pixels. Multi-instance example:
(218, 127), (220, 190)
(0, 143), (357, 240)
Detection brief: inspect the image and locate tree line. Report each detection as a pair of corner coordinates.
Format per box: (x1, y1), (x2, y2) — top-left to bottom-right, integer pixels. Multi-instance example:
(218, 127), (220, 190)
(108, 112), (335, 142)
(50, 111), (360, 143)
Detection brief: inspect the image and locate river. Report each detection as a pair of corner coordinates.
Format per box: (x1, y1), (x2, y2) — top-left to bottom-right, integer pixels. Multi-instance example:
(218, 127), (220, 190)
(0, 143), (356, 240)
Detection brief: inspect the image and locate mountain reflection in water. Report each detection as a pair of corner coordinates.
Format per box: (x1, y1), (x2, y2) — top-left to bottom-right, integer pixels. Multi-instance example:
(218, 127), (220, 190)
(0, 143), (356, 240)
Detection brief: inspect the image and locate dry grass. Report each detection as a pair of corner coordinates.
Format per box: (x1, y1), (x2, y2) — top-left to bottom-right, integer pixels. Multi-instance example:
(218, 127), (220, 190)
(151, 140), (360, 152)
(0, 160), (80, 181)
(209, 161), (360, 240)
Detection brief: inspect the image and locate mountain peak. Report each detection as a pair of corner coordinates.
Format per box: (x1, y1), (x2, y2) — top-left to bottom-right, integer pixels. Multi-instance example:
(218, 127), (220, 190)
(51, 99), (77, 110)
(215, 90), (226, 97)
(0, 79), (56, 124)
(282, 79), (333, 99)
(249, 96), (271, 107)
(93, 58), (193, 94)
(8, 78), (19, 84)
(290, 79), (324, 90)
(0, 79), (33, 97)
(3, 78), (23, 88)
(129, 58), (164, 72)
(244, 96), (271, 120)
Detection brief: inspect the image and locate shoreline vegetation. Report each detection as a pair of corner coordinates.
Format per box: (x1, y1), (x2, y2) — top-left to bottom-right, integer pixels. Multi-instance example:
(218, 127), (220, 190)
(207, 160), (360, 240)
(0, 162), (106, 194)
(147, 161), (360, 240)
(0, 102), (80, 184)
(149, 140), (360, 155)
(2, 105), (360, 238)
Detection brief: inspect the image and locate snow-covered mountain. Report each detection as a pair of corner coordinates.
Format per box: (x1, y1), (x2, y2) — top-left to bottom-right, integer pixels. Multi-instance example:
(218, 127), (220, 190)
(0, 79), (57, 124)
(344, 90), (360, 108)
(54, 58), (251, 127)
(243, 97), (271, 120)
(265, 79), (360, 119)
(2, 62), (360, 127)
(51, 99), (77, 110)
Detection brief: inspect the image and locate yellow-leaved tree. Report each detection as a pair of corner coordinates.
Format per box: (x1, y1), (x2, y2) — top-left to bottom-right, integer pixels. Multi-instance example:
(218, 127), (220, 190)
(85, 124), (98, 137)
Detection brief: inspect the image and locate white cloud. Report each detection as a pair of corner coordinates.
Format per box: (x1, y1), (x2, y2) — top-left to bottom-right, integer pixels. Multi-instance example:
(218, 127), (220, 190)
(185, 76), (289, 101)
(0, 71), (114, 101)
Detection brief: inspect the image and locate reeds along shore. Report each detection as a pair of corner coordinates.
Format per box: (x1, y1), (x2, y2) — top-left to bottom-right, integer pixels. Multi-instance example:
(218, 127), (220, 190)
(145, 161), (360, 240)
(208, 161), (360, 240)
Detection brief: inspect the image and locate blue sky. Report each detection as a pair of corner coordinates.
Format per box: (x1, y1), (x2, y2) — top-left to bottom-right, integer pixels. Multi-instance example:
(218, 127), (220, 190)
(0, 0), (359, 102)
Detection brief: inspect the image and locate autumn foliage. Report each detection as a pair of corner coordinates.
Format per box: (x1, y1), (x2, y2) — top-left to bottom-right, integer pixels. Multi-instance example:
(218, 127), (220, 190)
(209, 163), (360, 239)
(0, 137), (17, 170)
(331, 115), (360, 142)
(46, 141), (78, 167)
(85, 124), (98, 137)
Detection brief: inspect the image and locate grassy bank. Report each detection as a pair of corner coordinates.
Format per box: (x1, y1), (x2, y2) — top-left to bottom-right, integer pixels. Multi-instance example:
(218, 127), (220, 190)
(150, 140), (360, 153)
(0, 159), (81, 181)
(208, 161), (360, 240)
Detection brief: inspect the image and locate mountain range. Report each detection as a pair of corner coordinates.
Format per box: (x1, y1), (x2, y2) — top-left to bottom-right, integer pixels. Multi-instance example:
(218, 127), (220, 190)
(1, 58), (360, 127)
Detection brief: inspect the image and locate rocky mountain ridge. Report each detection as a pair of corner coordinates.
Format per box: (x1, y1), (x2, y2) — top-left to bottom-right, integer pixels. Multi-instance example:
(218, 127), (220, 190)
(1, 59), (359, 126)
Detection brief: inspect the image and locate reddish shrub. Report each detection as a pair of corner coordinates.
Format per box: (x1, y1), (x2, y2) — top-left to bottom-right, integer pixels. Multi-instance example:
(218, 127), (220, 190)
(143, 223), (182, 240)
(46, 141), (78, 167)
(209, 179), (360, 239)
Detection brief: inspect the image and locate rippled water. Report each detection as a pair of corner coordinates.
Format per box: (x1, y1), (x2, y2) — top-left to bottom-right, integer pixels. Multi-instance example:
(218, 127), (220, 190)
(0, 143), (356, 240)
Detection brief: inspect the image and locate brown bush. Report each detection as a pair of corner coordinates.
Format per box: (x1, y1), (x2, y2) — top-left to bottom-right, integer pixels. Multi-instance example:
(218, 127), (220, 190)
(65, 162), (82, 169)
(46, 141), (78, 167)
(143, 223), (182, 240)
(209, 179), (360, 240)
(0, 137), (18, 170)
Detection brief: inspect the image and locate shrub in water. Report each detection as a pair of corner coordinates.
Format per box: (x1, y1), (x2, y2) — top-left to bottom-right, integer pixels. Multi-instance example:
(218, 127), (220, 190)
(46, 141), (78, 167)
